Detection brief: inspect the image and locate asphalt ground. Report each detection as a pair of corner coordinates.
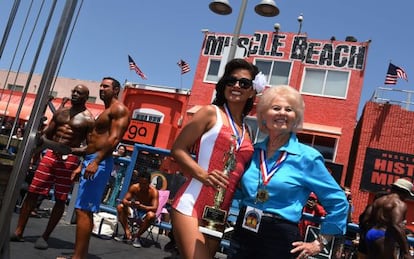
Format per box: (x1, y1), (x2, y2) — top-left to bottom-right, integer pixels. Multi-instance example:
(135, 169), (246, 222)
(7, 200), (179, 259)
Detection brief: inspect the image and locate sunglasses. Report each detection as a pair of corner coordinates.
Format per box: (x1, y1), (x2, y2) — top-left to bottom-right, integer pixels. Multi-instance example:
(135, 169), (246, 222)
(224, 76), (253, 89)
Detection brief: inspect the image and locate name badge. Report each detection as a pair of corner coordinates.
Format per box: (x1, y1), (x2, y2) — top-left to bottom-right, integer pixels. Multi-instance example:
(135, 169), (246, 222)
(242, 206), (263, 233)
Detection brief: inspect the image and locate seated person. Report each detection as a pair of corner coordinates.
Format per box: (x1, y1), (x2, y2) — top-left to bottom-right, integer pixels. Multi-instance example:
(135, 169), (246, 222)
(115, 171), (159, 248)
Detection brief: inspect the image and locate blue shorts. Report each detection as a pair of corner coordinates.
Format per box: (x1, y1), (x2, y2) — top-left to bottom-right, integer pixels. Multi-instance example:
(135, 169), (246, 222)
(132, 208), (147, 220)
(365, 228), (385, 246)
(75, 153), (114, 212)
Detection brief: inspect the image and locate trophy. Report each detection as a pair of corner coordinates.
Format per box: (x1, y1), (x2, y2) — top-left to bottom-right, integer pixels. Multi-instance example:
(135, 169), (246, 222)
(199, 135), (237, 238)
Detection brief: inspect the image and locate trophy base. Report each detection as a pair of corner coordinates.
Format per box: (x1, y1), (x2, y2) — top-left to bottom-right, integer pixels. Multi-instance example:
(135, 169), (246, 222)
(198, 226), (223, 239)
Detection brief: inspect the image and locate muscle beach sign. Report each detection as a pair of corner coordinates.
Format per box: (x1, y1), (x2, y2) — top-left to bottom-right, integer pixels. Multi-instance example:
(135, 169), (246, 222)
(202, 32), (367, 70)
(361, 148), (414, 192)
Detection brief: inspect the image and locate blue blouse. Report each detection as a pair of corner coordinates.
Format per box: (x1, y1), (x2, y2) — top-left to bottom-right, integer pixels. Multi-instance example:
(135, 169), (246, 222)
(237, 133), (349, 235)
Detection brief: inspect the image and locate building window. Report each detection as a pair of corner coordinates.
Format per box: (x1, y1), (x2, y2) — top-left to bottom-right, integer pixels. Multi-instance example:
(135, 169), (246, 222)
(244, 117), (336, 161)
(87, 96), (97, 103)
(245, 116), (267, 144)
(132, 108), (164, 123)
(205, 59), (221, 82)
(50, 91), (57, 98)
(297, 133), (337, 161)
(135, 114), (162, 123)
(7, 84), (23, 92)
(301, 68), (349, 98)
(254, 60), (291, 86)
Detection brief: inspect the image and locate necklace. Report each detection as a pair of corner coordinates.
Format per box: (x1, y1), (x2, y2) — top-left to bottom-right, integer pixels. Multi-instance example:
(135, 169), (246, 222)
(223, 104), (245, 151)
(255, 150), (288, 203)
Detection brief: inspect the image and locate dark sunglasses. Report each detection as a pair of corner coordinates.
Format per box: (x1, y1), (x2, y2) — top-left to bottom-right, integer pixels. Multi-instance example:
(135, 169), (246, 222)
(224, 76), (253, 89)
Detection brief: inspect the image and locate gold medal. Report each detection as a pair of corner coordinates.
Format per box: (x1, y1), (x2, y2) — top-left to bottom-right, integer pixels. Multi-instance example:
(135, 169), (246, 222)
(256, 189), (269, 203)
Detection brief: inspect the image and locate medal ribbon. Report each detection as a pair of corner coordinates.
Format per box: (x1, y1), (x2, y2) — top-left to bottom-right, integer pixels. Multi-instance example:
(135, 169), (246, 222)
(259, 149), (287, 185)
(223, 104), (245, 150)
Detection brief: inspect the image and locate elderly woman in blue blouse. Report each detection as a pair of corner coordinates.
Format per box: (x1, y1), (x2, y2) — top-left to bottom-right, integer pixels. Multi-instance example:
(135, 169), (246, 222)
(228, 85), (349, 259)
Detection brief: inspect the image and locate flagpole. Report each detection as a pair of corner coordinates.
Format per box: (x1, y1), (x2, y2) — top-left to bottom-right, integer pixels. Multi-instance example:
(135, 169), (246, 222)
(384, 60), (391, 87)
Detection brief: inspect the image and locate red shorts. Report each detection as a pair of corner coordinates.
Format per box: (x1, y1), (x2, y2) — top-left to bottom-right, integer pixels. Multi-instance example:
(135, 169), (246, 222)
(29, 149), (79, 201)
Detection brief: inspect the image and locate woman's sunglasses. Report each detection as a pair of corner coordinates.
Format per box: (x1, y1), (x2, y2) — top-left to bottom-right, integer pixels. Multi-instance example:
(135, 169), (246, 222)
(224, 76), (253, 89)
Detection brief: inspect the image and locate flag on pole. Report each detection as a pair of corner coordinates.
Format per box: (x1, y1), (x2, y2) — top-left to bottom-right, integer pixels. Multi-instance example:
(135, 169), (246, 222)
(384, 63), (408, 85)
(177, 59), (191, 75)
(128, 55), (147, 80)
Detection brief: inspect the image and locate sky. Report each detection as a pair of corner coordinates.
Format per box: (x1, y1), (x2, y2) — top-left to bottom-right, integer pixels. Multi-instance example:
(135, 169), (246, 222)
(0, 0), (412, 118)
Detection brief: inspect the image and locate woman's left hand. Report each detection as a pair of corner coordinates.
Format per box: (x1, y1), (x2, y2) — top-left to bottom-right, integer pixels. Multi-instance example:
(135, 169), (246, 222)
(291, 240), (322, 258)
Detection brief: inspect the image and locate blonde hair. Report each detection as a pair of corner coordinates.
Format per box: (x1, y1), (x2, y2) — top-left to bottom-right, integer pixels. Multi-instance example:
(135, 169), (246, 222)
(256, 85), (305, 133)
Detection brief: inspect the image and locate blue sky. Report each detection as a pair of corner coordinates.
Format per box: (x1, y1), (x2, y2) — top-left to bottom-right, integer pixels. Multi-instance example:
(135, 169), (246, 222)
(0, 0), (412, 118)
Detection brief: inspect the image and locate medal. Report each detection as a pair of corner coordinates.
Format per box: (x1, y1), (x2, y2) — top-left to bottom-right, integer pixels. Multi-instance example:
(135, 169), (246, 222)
(256, 188), (269, 203)
(255, 149), (288, 204)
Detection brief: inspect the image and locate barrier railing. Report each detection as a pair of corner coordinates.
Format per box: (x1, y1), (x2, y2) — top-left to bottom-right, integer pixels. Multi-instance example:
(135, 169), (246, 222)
(98, 143), (414, 249)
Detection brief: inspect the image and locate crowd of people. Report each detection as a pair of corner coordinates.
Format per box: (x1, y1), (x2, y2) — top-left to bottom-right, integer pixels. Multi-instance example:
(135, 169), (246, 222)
(7, 60), (414, 259)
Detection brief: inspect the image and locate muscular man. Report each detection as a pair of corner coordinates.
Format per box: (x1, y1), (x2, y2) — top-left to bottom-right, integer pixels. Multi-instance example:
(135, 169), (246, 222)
(365, 178), (414, 259)
(71, 77), (130, 259)
(115, 170), (159, 248)
(358, 191), (388, 259)
(11, 85), (95, 250)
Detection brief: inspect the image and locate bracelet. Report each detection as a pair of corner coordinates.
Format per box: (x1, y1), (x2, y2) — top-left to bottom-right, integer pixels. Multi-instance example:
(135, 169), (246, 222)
(317, 235), (329, 249)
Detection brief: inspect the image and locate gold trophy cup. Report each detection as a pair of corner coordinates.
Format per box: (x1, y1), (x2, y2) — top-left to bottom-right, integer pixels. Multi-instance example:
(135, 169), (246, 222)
(199, 136), (237, 238)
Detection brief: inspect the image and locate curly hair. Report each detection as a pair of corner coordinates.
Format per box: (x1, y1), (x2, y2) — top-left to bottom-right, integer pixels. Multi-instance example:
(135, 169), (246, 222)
(212, 58), (259, 116)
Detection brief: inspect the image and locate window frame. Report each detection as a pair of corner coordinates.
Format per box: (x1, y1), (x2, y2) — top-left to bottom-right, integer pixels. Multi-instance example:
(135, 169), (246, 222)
(301, 67), (350, 99)
(254, 59), (292, 86)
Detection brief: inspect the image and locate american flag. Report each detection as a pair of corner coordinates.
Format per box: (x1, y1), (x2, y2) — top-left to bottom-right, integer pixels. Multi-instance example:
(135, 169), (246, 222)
(177, 59), (190, 75)
(384, 63), (408, 85)
(128, 55), (147, 80)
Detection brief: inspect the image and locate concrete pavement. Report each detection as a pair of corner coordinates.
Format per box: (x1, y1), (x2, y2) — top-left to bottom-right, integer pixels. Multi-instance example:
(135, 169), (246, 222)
(8, 200), (177, 259)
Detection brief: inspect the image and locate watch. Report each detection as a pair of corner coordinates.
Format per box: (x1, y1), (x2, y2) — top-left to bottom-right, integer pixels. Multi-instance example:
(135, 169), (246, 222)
(318, 235), (329, 247)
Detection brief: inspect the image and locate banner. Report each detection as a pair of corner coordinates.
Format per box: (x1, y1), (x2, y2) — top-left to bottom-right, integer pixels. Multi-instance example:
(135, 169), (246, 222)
(361, 148), (414, 192)
(122, 119), (159, 146)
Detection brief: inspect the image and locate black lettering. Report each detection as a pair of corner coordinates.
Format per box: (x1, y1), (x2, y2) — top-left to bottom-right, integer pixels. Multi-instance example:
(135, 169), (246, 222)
(138, 127), (147, 137)
(203, 35), (231, 56)
(333, 45), (349, 67)
(305, 42), (320, 64)
(239, 36), (251, 57)
(258, 33), (268, 56)
(290, 36), (307, 60)
(348, 46), (366, 69)
(319, 44), (333, 66)
(271, 34), (284, 57)
(250, 33), (261, 55)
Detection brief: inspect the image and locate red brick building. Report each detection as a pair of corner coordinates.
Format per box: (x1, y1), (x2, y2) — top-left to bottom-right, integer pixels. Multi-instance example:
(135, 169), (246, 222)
(346, 99), (414, 223)
(119, 31), (371, 204)
(185, 31), (370, 186)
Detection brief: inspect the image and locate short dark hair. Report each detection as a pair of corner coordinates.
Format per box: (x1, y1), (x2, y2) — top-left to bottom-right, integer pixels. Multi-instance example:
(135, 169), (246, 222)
(212, 58), (258, 116)
(102, 76), (121, 95)
(138, 170), (151, 182)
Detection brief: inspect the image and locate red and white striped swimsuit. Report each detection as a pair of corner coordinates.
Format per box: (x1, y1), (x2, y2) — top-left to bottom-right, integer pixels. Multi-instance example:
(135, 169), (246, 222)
(172, 105), (254, 218)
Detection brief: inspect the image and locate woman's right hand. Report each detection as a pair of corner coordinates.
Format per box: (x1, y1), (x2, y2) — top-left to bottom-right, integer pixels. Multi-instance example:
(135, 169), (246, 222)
(203, 169), (229, 190)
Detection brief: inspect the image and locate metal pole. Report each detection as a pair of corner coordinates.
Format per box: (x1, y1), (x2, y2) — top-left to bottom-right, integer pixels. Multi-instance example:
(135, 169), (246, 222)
(0, 1), (78, 257)
(0, 0), (21, 59)
(227, 0), (248, 60)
